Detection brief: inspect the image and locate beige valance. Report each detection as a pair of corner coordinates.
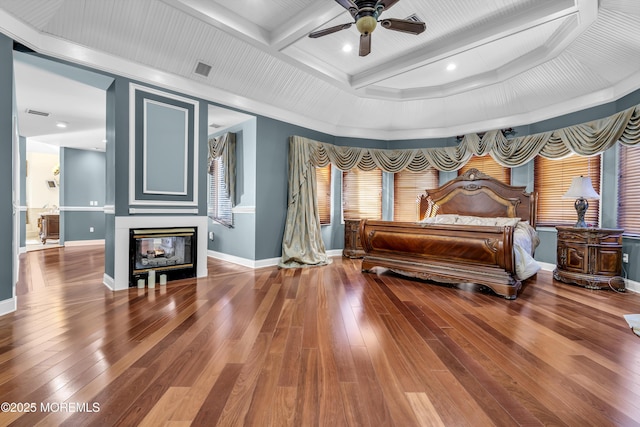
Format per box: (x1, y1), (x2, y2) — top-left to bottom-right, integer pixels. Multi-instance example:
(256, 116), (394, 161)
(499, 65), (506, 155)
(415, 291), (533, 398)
(280, 103), (640, 268)
(207, 132), (236, 207)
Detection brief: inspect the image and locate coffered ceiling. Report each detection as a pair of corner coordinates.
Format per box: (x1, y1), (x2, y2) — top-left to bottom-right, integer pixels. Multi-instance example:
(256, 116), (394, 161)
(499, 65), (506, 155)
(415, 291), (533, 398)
(2, 0), (640, 146)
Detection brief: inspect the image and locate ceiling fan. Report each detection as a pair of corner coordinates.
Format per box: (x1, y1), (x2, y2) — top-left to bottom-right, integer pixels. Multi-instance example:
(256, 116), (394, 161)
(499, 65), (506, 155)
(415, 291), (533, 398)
(309, 0), (426, 57)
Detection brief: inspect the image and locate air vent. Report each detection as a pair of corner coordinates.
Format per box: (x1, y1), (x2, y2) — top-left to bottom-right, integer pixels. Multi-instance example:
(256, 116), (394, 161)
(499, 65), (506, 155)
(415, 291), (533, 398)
(194, 61), (212, 77)
(26, 108), (50, 117)
(405, 13), (423, 23)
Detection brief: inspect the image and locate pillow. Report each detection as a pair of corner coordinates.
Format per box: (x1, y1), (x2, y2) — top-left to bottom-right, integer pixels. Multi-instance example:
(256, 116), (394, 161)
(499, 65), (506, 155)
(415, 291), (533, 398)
(420, 216), (437, 224)
(432, 214), (459, 224)
(494, 217), (520, 227)
(426, 214), (521, 227)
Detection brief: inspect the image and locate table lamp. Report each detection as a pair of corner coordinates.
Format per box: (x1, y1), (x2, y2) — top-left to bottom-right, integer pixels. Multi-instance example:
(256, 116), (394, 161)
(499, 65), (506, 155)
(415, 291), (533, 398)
(563, 176), (600, 228)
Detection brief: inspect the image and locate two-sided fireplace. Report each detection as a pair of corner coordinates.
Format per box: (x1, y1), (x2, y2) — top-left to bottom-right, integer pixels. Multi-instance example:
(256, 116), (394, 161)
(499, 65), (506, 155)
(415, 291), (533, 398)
(129, 227), (197, 287)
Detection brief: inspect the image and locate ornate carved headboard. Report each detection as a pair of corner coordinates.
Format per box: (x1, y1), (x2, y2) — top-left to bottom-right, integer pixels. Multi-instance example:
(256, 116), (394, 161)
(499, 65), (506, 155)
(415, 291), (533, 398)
(418, 169), (538, 227)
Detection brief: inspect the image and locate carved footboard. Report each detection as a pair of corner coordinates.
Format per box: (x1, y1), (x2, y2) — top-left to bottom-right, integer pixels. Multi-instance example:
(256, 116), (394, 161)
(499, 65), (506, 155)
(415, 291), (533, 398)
(359, 220), (521, 299)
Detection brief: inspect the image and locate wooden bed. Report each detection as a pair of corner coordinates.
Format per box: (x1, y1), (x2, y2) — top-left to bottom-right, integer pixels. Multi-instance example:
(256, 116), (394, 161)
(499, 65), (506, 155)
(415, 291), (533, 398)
(359, 169), (538, 299)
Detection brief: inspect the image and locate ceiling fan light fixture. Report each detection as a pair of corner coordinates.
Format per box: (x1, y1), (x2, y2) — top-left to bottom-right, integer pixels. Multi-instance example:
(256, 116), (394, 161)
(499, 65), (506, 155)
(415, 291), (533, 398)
(356, 15), (377, 34)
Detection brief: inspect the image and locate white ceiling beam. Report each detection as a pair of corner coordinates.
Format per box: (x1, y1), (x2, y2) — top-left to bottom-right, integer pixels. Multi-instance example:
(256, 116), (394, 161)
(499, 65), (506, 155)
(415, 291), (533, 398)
(350, 0), (580, 89)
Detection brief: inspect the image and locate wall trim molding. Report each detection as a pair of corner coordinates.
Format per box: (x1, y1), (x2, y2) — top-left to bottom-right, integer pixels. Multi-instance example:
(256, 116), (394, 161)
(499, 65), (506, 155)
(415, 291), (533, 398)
(207, 250), (343, 269)
(623, 278), (640, 294)
(103, 273), (115, 291)
(2, 9), (639, 140)
(0, 297), (16, 316)
(128, 208), (200, 215)
(59, 206), (105, 212)
(128, 83), (199, 207)
(207, 251), (278, 269)
(231, 206), (256, 214)
(538, 262), (555, 272)
(65, 239), (105, 247)
(103, 205), (115, 214)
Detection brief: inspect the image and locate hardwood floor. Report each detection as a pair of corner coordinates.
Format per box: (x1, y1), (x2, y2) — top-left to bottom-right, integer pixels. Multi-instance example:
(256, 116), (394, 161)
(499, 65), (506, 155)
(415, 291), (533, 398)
(1, 245), (640, 426)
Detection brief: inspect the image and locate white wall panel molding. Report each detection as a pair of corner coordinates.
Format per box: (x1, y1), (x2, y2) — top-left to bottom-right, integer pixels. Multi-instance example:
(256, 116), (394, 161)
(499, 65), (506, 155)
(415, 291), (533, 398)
(128, 83), (199, 207)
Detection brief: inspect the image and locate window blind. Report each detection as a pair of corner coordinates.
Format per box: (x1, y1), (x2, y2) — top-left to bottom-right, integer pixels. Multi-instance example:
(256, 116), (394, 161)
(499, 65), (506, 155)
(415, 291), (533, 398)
(394, 169), (439, 221)
(618, 145), (640, 235)
(342, 168), (382, 220)
(534, 154), (601, 227)
(316, 164), (331, 225)
(208, 157), (233, 226)
(459, 155), (511, 184)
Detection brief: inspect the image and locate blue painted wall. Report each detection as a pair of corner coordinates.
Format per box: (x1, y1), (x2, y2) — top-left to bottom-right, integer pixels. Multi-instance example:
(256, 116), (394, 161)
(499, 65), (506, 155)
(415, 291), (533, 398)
(0, 33), (14, 301)
(208, 118), (258, 260)
(254, 117), (335, 261)
(60, 147), (106, 242)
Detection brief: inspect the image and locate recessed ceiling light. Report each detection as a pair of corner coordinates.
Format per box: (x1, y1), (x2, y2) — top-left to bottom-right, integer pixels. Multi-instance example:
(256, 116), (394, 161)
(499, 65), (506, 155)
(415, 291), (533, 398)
(342, 44), (353, 53)
(446, 63), (457, 71)
(56, 121), (68, 128)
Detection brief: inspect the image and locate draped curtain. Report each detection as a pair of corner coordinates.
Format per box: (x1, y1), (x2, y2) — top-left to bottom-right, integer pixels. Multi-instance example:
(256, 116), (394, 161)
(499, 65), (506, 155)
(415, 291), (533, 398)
(280, 103), (640, 268)
(208, 132), (236, 207)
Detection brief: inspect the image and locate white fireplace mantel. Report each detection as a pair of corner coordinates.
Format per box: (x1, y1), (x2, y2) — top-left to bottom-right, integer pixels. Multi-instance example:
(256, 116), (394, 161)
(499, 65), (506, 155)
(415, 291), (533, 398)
(106, 215), (208, 291)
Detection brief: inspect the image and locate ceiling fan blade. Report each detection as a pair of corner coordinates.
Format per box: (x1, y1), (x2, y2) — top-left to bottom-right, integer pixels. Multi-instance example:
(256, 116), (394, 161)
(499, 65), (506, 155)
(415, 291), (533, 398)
(380, 18), (426, 35)
(335, 0), (358, 17)
(376, 0), (401, 12)
(309, 23), (353, 38)
(359, 33), (371, 57)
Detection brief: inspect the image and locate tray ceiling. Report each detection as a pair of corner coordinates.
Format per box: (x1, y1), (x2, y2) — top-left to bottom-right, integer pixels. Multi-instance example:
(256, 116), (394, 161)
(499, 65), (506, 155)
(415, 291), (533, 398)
(2, 0), (640, 143)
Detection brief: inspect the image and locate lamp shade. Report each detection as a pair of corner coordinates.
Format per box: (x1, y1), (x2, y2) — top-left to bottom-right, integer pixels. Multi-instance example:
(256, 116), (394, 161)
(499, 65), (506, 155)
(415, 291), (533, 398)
(562, 176), (600, 199)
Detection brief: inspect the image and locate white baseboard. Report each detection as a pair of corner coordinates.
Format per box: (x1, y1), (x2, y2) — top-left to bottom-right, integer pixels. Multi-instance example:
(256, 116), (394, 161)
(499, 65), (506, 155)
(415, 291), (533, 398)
(207, 250), (280, 269)
(538, 261), (555, 272)
(207, 249), (344, 269)
(623, 278), (640, 293)
(19, 246), (26, 254)
(65, 239), (105, 247)
(327, 249), (343, 257)
(0, 297), (16, 316)
(103, 273), (115, 291)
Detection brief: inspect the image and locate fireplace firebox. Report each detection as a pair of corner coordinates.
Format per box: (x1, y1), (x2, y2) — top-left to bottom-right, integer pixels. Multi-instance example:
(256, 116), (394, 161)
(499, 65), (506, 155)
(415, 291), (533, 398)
(129, 227), (197, 286)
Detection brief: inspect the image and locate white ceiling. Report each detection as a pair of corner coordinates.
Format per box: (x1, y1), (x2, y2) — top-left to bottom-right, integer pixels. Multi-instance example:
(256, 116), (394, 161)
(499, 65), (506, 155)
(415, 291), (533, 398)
(3, 0), (640, 148)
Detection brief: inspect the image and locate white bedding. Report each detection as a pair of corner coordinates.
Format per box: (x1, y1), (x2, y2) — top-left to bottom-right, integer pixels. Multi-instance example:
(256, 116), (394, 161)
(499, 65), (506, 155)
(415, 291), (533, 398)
(420, 214), (541, 280)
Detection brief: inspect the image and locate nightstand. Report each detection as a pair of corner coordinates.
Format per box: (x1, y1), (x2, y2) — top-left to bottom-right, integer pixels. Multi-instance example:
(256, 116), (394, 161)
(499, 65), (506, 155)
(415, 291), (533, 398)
(343, 219), (366, 258)
(554, 226), (624, 290)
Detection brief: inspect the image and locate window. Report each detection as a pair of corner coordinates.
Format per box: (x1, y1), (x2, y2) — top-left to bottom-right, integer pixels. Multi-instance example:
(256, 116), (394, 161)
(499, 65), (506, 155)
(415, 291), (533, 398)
(394, 169), (439, 221)
(316, 164), (331, 225)
(342, 168), (382, 220)
(459, 155), (511, 184)
(618, 145), (640, 235)
(208, 156), (233, 226)
(534, 154), (601, 227)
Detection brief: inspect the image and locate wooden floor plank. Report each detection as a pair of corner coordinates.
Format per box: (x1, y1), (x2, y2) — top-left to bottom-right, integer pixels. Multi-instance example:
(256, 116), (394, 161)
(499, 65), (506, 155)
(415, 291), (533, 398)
(0, 248), (639, 426)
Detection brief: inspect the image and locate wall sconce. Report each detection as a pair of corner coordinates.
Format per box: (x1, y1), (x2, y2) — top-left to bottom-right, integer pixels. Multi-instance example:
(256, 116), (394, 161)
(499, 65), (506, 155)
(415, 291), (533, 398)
(563, 176), (600, 228)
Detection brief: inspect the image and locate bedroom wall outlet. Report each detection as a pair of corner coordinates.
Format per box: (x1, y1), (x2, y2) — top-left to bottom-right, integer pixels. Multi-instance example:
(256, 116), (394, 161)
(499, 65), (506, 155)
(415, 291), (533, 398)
(89, 227), (94, 233)
(209, 231), (214, 241)
(622, 253), (629, 263)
